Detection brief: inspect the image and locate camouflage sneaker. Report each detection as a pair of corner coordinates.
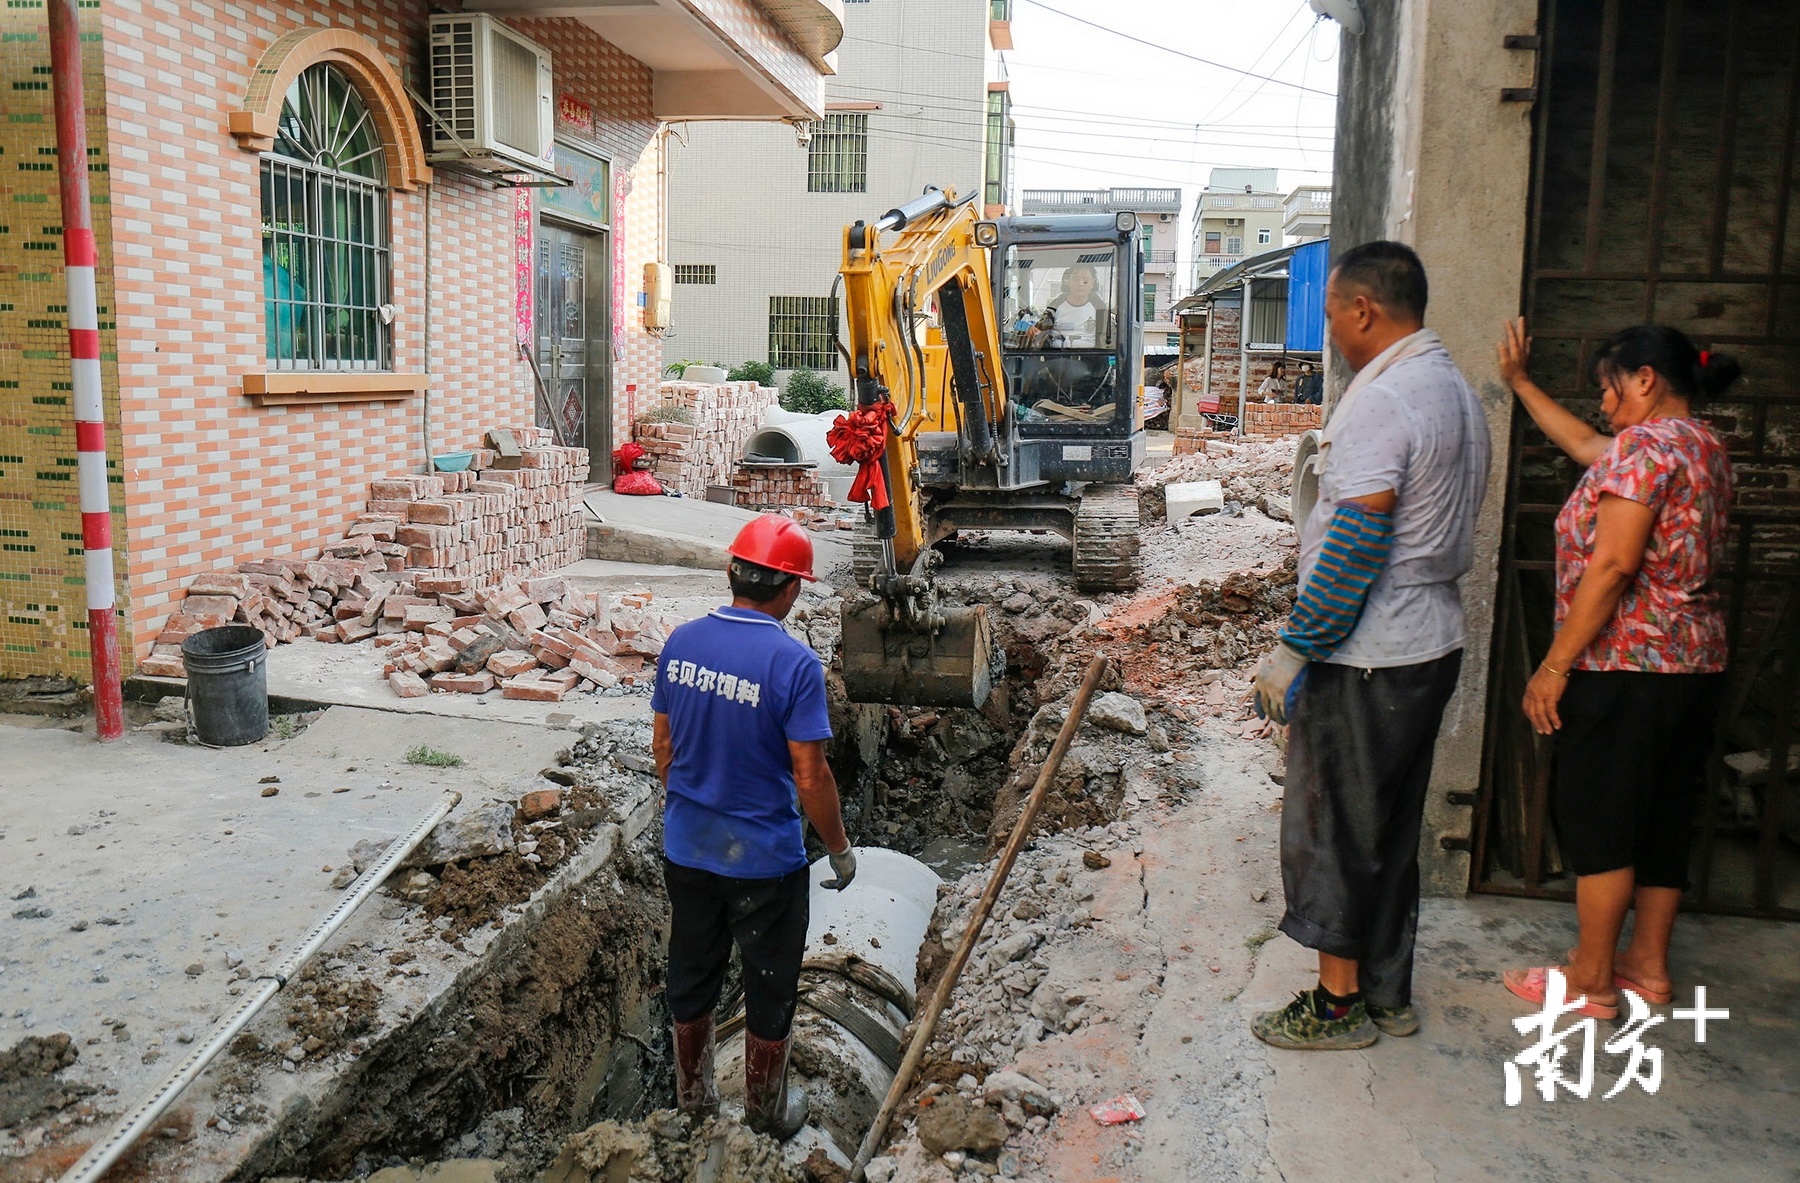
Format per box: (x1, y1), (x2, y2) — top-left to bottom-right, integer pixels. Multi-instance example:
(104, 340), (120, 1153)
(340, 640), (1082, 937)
(1366, 1002), (1419, 1037)
(1250, 988), (1378, 1050)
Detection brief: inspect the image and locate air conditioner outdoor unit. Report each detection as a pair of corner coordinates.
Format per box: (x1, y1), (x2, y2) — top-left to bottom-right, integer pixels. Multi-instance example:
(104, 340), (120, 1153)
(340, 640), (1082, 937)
(428, 13), (554, 174)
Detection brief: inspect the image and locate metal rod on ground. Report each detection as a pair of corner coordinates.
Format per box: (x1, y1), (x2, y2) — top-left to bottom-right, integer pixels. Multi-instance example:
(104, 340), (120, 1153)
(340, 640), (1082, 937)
(48, 0), (123, 742)
(849, 655), (1108, 1180)
(58, 791), (464, 1183)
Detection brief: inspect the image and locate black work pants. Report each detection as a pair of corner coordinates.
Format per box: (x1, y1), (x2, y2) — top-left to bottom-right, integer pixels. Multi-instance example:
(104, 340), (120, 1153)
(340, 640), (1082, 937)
(1277, 651), (1462, 1009)
(663, 857), (809, 1040)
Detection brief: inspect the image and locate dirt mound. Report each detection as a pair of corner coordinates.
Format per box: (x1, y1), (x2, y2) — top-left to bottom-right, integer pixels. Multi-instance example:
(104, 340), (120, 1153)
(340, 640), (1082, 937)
(544, 1109), (802, 1183)
(0, 1033), (94, 1128)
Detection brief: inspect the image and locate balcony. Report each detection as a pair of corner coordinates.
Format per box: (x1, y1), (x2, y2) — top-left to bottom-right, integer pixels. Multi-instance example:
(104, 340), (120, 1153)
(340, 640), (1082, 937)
(467, 0), (843, 121)
(1143, 249), (1177, 267)
(1194, 252), (1246, 274)
(1021, 186), (1181, 215)
(1283, 185), (1332, 241)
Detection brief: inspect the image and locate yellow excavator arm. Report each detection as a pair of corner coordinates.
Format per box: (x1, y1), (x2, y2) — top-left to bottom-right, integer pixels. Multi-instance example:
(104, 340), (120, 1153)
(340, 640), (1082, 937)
(839, 187), (1006, 572)
(836, 188), (1003, 707)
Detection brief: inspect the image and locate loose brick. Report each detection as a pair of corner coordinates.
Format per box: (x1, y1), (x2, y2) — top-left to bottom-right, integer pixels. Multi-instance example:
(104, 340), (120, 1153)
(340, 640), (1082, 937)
(501, 676), (567, 702)
(569, 656), (621, 688)
(138, 654), (187, 678)
(407, 500), (458, 525)
(339, 621), (377, 644)
(519, 787), (564, 820)
(431, 670), (496, 694)
(180, 593), (240, 617)
(487, 651), (541, 678)
(389, 671), (430, 698)
(403, 604), (455, 631)
(508, 602), (549, 632)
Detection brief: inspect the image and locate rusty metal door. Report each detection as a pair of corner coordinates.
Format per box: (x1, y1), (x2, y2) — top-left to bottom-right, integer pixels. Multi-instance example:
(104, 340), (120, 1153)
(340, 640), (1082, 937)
(1474, 0), (1800, 920)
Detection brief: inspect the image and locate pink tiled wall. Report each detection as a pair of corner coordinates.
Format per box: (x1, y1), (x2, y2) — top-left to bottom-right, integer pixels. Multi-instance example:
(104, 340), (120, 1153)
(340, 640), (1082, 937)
(94, 1), (661, 664)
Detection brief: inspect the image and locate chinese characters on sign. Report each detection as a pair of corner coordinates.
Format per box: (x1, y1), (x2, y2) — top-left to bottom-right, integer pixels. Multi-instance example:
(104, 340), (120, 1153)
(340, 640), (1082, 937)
(1504, 969), (1728, 1105)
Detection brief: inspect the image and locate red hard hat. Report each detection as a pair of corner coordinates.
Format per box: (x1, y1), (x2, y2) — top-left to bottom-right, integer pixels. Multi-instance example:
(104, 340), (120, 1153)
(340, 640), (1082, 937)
(728, 514), (817, 582)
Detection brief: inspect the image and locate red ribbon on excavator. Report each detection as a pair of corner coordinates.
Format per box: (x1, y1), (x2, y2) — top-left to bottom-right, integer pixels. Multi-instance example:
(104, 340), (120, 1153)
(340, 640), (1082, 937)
(827, 401), (895, 513)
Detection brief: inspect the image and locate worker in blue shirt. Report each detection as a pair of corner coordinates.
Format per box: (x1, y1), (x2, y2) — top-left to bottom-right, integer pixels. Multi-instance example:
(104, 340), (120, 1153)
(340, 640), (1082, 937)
(652, 514), (856, 1139)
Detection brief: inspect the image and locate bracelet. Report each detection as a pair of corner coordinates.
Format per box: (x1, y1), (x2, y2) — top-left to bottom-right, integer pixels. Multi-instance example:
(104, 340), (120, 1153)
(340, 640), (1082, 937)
(1539, 661), (1570, 679)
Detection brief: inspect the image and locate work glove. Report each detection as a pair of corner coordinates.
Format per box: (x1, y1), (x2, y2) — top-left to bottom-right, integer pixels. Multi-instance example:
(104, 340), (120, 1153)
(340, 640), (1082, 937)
(1252, 641), (1309, 726)
(822, 845), (857, 892)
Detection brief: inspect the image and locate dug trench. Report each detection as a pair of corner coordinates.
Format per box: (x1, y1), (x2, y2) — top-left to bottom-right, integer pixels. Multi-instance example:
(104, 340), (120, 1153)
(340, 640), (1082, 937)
(16, 447), (1301, 1182)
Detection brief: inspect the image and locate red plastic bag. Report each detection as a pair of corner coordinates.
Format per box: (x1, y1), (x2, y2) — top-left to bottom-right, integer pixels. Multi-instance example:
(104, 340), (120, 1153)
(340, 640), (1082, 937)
(611, 441), (665, 495)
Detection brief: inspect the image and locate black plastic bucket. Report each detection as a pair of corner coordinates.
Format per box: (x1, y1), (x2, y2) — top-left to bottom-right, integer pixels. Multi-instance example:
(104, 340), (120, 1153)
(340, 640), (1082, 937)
(180, 625), (269, 746)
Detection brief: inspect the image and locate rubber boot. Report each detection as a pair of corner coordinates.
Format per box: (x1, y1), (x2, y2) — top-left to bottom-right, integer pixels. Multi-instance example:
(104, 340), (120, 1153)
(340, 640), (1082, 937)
(743, 1030), (809, 1140)
(672, 1013), (719, 1118)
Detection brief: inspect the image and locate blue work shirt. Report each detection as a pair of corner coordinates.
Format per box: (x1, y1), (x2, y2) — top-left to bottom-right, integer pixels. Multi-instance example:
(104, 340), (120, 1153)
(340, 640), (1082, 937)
(651, 606), (832, 879)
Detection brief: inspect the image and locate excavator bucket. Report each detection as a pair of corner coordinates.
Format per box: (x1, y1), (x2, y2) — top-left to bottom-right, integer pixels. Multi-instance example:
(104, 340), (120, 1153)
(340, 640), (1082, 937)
(839, 595), (994, 708)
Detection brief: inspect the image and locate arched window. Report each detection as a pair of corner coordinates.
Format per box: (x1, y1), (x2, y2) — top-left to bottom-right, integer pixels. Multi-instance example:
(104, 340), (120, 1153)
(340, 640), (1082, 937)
(261, 64), (391, 371)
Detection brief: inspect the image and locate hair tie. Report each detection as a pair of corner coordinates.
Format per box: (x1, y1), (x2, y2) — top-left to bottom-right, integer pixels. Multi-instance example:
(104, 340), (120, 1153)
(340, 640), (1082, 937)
(1699, 350), (1712, 368)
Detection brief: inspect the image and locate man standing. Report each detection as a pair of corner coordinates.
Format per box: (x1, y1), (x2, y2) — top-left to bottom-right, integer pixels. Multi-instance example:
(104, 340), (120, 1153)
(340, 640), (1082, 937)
(1251, 241), (1490, 1049)
(652, 514), (857, 1135)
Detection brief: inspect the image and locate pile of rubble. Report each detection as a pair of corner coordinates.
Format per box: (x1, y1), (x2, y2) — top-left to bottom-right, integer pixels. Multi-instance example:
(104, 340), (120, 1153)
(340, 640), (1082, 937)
(141, 431), (589, 680)
(375, 577), (671, 703)
(1136, 437), (1296, 520)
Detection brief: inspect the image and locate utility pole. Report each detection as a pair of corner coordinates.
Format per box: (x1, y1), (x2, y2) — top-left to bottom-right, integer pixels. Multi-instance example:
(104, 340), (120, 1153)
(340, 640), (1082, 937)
(49, 0), (124, 741)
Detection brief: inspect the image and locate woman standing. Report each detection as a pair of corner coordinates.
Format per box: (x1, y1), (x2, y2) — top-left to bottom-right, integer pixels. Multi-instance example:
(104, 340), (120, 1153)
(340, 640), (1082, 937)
(1257, 361), (1289, 403)
(1495, 321), (1736, 1018)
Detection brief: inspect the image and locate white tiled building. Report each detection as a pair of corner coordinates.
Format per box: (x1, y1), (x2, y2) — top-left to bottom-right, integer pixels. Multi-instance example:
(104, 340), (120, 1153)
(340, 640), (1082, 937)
(1190, 167), (1285, 290)
(663, 0), (1013, 375)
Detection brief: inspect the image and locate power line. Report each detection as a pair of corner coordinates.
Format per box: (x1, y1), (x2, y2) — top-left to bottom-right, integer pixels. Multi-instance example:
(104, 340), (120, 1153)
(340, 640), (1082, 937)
(1017, 0), (1336, 98)
(823, 83), (1335, 136)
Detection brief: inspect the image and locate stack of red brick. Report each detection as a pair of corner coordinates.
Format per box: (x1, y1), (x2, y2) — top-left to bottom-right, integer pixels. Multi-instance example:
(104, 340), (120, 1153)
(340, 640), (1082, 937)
(378, 578), (670, 703)
(140, 429), (591, 678)
(1240, 403), (1323, 438)
(731, 465), (832, 510)
(635, 379), (779, 499)
(1173, 428), (1236, 456)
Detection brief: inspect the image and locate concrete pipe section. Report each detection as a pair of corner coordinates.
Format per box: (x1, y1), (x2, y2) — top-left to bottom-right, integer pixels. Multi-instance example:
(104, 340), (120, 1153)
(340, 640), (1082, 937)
(714, 848), (940, 1170)
(742, 408), (857, 502)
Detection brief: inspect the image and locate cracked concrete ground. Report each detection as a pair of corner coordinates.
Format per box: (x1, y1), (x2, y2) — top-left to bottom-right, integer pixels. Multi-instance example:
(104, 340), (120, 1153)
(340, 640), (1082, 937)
(891, 720), (1800, 1183)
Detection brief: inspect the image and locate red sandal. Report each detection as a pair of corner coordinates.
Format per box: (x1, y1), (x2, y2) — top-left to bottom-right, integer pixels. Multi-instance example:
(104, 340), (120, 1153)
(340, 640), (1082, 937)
(1502, 966), (1619, 1020)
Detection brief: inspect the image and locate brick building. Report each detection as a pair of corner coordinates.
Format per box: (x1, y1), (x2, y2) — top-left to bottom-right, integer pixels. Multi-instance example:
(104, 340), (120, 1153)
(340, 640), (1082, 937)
(1, 0), (839, 681)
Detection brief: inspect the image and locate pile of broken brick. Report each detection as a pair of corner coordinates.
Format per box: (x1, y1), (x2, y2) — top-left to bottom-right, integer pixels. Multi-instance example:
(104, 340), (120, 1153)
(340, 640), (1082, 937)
(140, 430), (593, 683)
(380, 576), (672, 702)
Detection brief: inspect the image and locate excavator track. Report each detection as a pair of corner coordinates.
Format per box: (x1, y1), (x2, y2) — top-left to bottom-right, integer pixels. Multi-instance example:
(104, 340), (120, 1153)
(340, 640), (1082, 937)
(1072, 483), (1142, 592)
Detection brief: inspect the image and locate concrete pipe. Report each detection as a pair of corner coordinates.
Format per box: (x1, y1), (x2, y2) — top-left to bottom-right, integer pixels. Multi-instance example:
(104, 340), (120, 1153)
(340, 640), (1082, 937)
(1292, 427), (1323, 533)
(744, 408), (856, 502)
(714, 848), (941, 1167)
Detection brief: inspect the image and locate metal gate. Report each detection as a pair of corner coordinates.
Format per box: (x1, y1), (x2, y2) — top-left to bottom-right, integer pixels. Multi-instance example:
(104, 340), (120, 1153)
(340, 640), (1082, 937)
(535, 222), (610, 466)
(1474, 0), (1800, 920)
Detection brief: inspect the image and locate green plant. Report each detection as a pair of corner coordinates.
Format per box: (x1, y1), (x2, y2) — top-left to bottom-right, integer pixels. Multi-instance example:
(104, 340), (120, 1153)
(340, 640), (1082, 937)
(663, 358), (723, 378)
(636, 403), (696, 426)
(404, 744), (464, 768)
(728, 360), (776, 385)
(780, 367), (849, 415)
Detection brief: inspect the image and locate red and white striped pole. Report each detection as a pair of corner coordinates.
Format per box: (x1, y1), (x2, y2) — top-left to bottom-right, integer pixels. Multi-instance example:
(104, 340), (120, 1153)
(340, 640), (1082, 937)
(49, 0), (123, 741)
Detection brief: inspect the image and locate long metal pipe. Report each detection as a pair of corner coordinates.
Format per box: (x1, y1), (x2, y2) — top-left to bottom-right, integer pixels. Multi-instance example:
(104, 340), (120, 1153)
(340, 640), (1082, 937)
(849, 655), (1108, 1180)
(58, 791), (463, 1183)
(47, 0), (122, 741)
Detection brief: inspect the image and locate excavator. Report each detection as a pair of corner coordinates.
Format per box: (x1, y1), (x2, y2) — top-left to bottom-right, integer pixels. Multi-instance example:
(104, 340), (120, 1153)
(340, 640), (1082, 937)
(834, 186), (1147, 709)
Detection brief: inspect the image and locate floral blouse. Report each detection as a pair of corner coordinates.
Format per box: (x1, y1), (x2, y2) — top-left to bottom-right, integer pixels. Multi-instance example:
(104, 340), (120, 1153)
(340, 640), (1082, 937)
(1554, 417), (1731, 673)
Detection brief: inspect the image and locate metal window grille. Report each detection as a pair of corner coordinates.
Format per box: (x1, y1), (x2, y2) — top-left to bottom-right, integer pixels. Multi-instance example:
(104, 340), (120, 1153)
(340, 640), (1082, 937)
(769, 296), (838, 370)
(260, 64), (391, 371)
(1142, 283), (1158, 322)
(1226, 235), (1243, 254)
(673, 264), (716, 285)
(985, 91), (1011, 207)
(807, 113), (868, 194)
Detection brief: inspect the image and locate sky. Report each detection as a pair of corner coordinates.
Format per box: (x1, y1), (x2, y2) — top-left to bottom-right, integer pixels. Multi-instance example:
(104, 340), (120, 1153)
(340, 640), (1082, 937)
(1003, 0), (1340, 286)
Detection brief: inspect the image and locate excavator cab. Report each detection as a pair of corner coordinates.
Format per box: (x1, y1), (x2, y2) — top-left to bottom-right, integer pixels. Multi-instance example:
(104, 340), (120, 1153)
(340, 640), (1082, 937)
(991, 214), (1146, 486)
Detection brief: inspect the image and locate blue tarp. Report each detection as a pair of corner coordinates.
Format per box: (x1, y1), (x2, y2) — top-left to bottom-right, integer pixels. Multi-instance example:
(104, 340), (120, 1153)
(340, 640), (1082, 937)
(1286, 239), (1329, 352)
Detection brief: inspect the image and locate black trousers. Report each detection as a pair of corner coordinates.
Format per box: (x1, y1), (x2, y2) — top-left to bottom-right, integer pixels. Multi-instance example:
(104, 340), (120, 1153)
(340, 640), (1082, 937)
(1552, 670), (1723, 886)
(663, 857), (810, 1040)
(1277, 651), (1462, 1009)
